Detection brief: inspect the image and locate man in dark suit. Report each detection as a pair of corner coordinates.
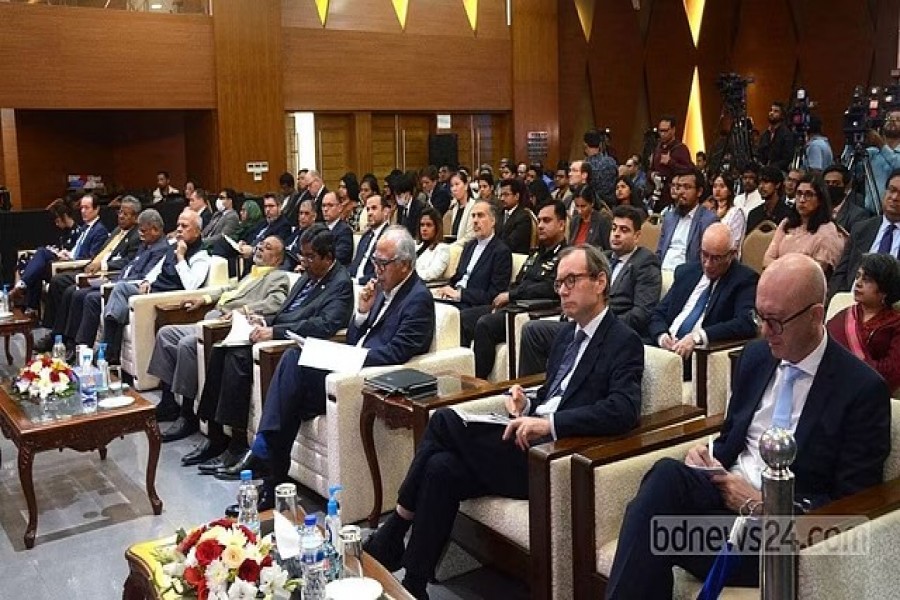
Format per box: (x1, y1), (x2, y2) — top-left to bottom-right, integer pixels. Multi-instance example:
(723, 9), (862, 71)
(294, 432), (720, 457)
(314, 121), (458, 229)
(320, 191), (354, 266)
(472, 200), (568, 378)
(304, 169), (329, 222)
(434, 200), (513, 345)
(364, 245), (644, 600)
(349, 194), (391, 284)
(392, 171), (426, 239)
(824, 165), (870, 234)
(38, 196), (142, 346)
(649, 223), (758, 378)
(217, 194), (292, 271)
(281, 198), (317, 271)
(657, 168), (717, 271)
(227, 226), (435, 508)
(606, 254), (891, 598)
(497, 177), (534, 254)
(569, 186), (610, 249)
(278, 172), (302, 226)
(421, 165), (451, 215)
(829, 168), (900, 297)
(186, 224), (354, 473)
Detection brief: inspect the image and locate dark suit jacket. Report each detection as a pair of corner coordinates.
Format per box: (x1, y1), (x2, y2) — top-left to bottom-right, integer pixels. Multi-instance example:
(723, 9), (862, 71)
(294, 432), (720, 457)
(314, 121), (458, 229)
(607, 246), (662, 339)
(532, 311), (643, 438)
(745, 197), (791, 234)
(105, 226), (142, 271)
(74, 220), (110, 260)
(280, 191), (302, 227)
(657, 206), (717, 265)
(269, 263), (354, 340)
(498, 206), (533, 254)
(347, 272), (435, 367)
(251, 216), (293, 245)
(449, 236), (513, 308)
(396, 197), (426, 239)
(833, 198), (871, 234)
(348, 224), (386, 284)
(328, 219), (354, 266)
(714, 338), (890, 509)
(569, 211), (610, 250)
(428, 187), (452, 215)
(828, 215), (881, 297)
(648, 260), (758, 343)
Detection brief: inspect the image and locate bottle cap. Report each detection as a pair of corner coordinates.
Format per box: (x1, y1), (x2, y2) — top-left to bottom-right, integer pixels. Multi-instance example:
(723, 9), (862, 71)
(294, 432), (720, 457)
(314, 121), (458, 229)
(55, 335), (63, 343)
(97, 343), (106, 360)
(327, 484), (343, 516)
(239, 469), (252, 482)
(304, 514), (317, 527)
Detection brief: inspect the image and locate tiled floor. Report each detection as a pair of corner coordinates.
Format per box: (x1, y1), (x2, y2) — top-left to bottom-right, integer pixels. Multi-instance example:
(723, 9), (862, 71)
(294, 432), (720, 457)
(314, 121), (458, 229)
(0, 330), (528, 600)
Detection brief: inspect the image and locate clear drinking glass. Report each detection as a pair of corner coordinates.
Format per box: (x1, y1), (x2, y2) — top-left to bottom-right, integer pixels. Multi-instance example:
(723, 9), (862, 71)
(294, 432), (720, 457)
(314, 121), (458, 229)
(274, 483), (299, 526)
(340, 525), (363, 578)
(107, 365), (123, 397)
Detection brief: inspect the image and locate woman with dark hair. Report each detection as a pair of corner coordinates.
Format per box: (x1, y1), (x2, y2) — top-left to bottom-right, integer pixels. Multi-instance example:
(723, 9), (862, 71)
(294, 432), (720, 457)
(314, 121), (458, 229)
(614, 175), (636, 206)
(710, 173), (746, 255)
(763, 174), (846, 274)
(337, 172), (362, 231)
(415, 207), (451, 281)
(360, 173), (380, 201)
(476, 172), (496, 205)
(448, 170), (477, 245)
(827, 253), (900, 391)
(569, 186), (611, 249)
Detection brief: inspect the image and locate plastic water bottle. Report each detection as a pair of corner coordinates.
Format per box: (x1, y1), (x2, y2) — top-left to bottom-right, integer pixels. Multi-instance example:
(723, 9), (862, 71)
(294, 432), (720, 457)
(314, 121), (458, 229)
(95, 343), (109, 395)
(52, 335), (67, 361)
(0, 285), (8, 314)
(322, 485), (343, 582)
(79, 351), (97, 413)
(236, 470), (260, 537)
(300, 514), (327, 600)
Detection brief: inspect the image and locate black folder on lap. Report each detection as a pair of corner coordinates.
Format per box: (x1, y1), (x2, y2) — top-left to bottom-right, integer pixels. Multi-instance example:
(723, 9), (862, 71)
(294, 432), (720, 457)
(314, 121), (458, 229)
(365, 368), (438, 399)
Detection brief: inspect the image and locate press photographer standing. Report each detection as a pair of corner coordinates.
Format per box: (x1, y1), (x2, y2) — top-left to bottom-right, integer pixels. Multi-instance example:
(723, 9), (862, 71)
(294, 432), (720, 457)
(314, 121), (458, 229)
(865, 108), (900, 210)
(756, 101), (793, 171)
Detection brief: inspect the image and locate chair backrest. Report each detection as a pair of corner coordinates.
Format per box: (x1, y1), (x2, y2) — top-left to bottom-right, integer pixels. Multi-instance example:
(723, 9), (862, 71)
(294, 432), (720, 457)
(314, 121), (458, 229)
(529, 209), (539, 249)
(826, 292), (853, 322)
(208, 256), (230, 287)
(755, 219), (778, 233)
(884, 399), (900, 480)
(660, 269), (675, 300)
(442, 244), (463, 279)
(352, 233), (362, 255)
(511, 252), (529, 285)
(433, 302), (460, 351)
(638, 221), (661, 253)
(642, 345), (684, 413)
(741, 227), (775, 274)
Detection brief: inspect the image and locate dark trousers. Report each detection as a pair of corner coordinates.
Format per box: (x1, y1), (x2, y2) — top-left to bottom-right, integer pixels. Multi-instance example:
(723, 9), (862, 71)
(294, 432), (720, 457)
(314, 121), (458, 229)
(20, 247), (56, 309)
(397, 409), (529, 582)
(71, 288), (102, 346)
(459, 305), (491, 348)
(518, 319), (563, 377)
(197, 345), (254, 429)
(605, 458), (759, 599)
(46, 272), (76, 331)
(473, 309), (507, 379)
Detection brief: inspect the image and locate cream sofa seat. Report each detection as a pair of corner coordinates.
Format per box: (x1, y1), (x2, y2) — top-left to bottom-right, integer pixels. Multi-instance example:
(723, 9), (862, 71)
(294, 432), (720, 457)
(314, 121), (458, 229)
(122, 256), (229, 390)
(452, 344), (685, 599)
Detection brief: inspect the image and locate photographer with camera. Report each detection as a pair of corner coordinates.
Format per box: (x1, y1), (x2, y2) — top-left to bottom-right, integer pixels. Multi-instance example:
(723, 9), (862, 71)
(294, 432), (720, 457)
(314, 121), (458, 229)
(757, 102), (794, 171)
(865, 108), (900, 210)
(805, 115), (834, 175)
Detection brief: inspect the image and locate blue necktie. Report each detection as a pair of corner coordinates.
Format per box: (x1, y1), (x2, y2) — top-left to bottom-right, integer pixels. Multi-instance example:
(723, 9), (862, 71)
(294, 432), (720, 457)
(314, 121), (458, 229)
(676, 283), (712, 339)
(877, 223), (897, 256)
(545, 330), (588, 399)
(772, 364), (801, 429)
(72, 224), (90, 258)
(286, 278), (316, 312)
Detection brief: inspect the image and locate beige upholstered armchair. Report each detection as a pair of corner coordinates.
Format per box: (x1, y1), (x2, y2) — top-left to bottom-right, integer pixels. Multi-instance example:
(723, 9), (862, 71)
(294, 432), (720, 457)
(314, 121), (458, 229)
(570, 399), (900, 599)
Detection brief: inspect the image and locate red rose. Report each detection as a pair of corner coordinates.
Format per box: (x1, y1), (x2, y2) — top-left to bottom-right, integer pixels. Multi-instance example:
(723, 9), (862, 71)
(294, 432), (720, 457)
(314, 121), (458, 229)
(238, 525), (257, 544)
(237, 558), (261, 583)
(196, 578), (208, 600)
(178, 527), (204, 555)
(194, 539), (224, 567)
(183, 566), (203, 589)
(260, 555), (273, 568)
(49, 371), (60, 383)
(41, 356), (52, 367)
(22, 371), (35, 381)
(209, 518), (234, 529)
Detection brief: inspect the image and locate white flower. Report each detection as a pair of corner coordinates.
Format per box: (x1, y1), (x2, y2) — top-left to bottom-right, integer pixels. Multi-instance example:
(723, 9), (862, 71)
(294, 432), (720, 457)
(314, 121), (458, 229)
(201, 526), (228, 544)
(220, 544), (245, 569)
(29, 361), (42, 375)
(242, 543), (262, 563)
(259, 565), (288, 593)
(162, 560), (185, 578)
(227, 578), (258, 600)
(15, 379), (29, 393)
(220, 527), (248, 548)
(208, 586), (230, 600)
(57, 372), (70, 386)
(205, 558), (230, 587)
(184, 547), (198, 568)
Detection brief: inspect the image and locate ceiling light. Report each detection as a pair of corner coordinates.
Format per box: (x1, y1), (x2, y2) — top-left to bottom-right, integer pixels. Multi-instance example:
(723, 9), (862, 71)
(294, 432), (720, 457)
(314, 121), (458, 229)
(150, 3), (163, 9)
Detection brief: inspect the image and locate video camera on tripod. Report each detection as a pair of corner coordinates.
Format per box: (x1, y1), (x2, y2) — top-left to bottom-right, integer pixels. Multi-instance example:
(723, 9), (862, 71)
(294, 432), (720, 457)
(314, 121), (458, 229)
(707, 73), (755, 178)
(716, 73), (753, 117)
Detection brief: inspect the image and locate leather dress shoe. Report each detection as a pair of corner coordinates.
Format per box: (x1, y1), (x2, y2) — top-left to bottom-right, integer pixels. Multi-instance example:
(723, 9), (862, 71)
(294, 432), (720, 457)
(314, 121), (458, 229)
(181, 439), (227, 467)
(363, 525), (405, 573)
(155, 398), (181, 423)
(197, 448), (244, 474)
(161, 416), (199, 442)
(214, 449), (268, 481)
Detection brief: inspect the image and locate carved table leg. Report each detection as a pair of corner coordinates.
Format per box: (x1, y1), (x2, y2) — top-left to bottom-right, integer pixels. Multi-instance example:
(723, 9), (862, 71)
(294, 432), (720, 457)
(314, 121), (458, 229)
(360, 395), (382, 529)
(18, 443), (37, 548)
(144, 416), (163, 515)
(122, 571), (149, 600)
(24, 327), (33, 363)
(4, 335), (12, 364)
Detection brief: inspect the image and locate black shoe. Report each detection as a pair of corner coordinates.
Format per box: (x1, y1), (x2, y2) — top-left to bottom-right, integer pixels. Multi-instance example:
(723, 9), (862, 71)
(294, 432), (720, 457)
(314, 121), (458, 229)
(181, 439), (227, 466)
(214, 449), (268, 481)
(363, 523), (406, 573)
(160, 416), (199, 442)
(155, 397), (181, 423)
(197, 448), (244, 474)
(401, 576), (429, 600)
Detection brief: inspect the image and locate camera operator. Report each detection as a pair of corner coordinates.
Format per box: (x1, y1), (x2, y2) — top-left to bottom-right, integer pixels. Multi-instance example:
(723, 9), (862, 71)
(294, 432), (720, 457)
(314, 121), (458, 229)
(757, 102), (793, 171)
(650, 116), (693, 212)
(865, 108), (900, 210)
(805, 115), (834, 175)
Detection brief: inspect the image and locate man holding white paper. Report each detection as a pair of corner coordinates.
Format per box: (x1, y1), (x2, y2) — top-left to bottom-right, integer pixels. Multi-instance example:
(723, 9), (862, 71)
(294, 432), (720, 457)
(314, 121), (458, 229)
(240, 226), (435, 510)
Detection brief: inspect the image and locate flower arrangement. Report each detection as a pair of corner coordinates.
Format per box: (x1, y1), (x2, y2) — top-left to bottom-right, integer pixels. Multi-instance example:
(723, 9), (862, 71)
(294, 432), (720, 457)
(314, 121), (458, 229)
(155, 518), (298, 600)
(14, 354), (76, 399)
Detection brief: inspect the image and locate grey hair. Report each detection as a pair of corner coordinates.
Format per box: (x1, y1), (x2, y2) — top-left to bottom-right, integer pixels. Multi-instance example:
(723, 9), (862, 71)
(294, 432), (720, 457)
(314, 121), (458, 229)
(558, 244), (611, 299)
(120, 195), (142, 215)
(383, 225), (417, 267)
(137, 208), (164, 230)
(180, 208), (203, 230)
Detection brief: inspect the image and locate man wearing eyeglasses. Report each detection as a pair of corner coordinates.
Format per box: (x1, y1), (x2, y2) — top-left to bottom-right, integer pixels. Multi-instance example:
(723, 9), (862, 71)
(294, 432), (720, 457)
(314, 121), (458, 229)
(657, 168), (717, 271)
(607, 253), (890, 598)
(201, 188), (240, 250)
(364, 244), (643, 600)
(650, 223), (758, 377)
(320, 191), (354, 266)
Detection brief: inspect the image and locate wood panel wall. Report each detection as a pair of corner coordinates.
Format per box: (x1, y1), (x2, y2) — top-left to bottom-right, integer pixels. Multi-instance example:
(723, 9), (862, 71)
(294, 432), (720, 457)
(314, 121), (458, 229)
(212, 0), (286, 194)
(1, 110), (20, 208)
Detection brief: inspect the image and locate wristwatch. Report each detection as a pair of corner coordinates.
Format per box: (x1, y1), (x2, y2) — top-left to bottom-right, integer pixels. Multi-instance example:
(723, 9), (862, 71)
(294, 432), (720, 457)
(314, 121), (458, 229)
(692, 332), (703, 345)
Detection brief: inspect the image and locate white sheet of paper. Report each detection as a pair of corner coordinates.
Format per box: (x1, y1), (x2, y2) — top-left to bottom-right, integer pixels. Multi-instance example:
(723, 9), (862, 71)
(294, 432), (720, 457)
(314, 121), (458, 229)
(273, 511), (300, 559)
(687, 464), (729, 478)
(297, 337), (368, 373)
(217, 311), (253, 347)
(450, 408), (511, 426)
(223, 234), (242, 252)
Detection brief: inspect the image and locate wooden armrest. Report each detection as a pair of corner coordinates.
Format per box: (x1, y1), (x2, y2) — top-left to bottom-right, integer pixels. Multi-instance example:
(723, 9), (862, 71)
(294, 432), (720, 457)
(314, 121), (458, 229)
(154, 301), (215, 332)
(426, 279), (450, 288)
(200, 320), (232, 366)
(695, 337), (754, 356)
(694, 338), (752, 411)
(258, 341), (295, 404)
(75, 274), (107, 289)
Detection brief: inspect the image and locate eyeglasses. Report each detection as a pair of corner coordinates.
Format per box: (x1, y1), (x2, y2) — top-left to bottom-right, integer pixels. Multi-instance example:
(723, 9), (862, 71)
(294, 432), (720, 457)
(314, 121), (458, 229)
(751, 303), (816, 335)
(701, 250), (732, 264)
(370, 255), (399, 269)
(553, 272), (592, 293)
(298, 252), (317, 263)
(796, 190), (818, 200)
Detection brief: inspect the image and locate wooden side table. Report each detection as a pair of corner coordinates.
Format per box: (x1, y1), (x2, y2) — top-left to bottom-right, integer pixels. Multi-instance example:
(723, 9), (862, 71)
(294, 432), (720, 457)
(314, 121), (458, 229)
(0, 308), (37, 365)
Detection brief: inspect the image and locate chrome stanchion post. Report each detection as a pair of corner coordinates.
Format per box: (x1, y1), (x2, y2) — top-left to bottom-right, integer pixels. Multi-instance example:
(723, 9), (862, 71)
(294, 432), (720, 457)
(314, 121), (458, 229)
(759, 427), (798, 600)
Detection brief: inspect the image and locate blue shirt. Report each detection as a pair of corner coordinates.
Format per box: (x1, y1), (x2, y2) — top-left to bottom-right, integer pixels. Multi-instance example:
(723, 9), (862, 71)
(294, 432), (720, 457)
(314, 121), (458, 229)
(869, 216), (900, 257)
(805, 136), (833, 170)
(865, 144), (900, 212)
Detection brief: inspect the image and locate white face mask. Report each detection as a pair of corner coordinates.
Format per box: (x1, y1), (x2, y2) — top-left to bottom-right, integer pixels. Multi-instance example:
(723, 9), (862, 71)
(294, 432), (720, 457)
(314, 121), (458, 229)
(216, 198), (226, 212)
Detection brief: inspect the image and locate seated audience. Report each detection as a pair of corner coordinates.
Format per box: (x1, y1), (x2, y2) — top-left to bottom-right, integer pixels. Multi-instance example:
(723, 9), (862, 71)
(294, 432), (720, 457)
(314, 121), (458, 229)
(277, 172), (302, 227)
(826, 253), (900, 391)
(497, 177), (534, 254)
(606, 254), (891, 598)
(420, 166), (451, 215)
(824, 164), (871, 234)
(148, 236), (291, 436)
(282, 198), (317, 271)
(613, 175), (639, 208)
(551, 161), (573, 210)
(414, 207), (451, 282)
(187, 188), (213, 229)
(763, 174), (846, 276)
(152, 170), (179, 203)
(201, 188), (240, 250)
(658, 169), (717, 271)
(390, 170), (426, 241)
(570, 186), (611, 249)
(745, 165), (791, 233)
(364, 245), (644, 600)
(709, 172), (746, 255)
(447, 171), (477, 245)
(433, 200), (513, 345)
(476, 172), (496, 207)
(733, 162), (762, 214)
(472, 201), (568, 378)
(320, 191), (354, 266)
(349, 194), (392, 285)
(650, 223), (758, 377)
(337, 172), (362, 232)
(234, 194), (292, 256)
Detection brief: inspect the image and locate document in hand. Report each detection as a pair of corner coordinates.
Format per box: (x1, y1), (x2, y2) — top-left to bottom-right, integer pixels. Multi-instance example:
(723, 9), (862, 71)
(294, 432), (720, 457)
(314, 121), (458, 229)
(223, 234), (242, 252)
(450, 408), (511, 426)
(216, 311), (254, 347)
(297, 337), (369, 373)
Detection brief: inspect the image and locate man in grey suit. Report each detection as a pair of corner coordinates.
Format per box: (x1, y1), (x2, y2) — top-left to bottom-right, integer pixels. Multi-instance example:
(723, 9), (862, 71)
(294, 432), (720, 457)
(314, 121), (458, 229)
(517, 205), (662, 375)
(181, 224), (354, 473)
(657, 168), (718, 271)
(148, 236), (291, 439)
(201, 188), (241, 250)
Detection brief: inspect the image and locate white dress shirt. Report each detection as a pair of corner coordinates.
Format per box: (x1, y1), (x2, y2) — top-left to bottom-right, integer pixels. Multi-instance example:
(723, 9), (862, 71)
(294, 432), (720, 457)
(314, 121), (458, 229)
(355, 222), (387, 281)
(457, 234), (493, 289)
(662, 206), (697, 271)
(610, 249), (636, 286)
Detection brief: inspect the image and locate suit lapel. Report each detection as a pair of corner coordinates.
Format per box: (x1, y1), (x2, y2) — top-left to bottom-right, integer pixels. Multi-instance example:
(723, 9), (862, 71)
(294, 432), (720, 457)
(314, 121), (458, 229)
(559, 312), (612, 409)
(368, 274), (417, 333)
(792, 340), (838, 454)
(729, 355), (779, 458)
